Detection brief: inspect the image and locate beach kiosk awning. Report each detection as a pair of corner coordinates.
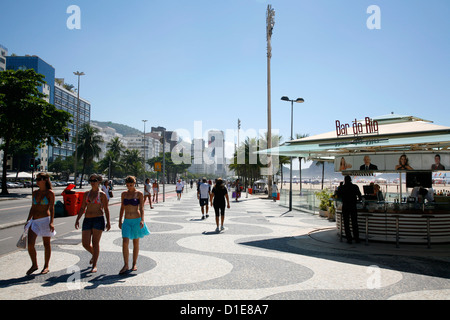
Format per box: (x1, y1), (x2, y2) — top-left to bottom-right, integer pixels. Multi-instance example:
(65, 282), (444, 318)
(257, 114), (450, 161)
(258, 114), (450, 246)
(6, 172), (33, 179)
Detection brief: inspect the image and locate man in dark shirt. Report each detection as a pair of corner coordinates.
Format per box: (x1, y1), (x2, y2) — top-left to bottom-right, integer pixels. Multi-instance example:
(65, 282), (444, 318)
(338, 175), (362, 244)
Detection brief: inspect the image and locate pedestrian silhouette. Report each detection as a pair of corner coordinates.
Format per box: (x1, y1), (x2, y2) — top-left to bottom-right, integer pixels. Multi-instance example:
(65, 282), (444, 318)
(338, 175), (362, 244)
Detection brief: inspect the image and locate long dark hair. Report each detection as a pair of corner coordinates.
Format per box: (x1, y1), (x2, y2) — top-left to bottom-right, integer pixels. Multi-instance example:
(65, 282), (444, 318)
(215, 178), (225, 189)
(36, 172), (52, 190)
(399, 154), (409, 166)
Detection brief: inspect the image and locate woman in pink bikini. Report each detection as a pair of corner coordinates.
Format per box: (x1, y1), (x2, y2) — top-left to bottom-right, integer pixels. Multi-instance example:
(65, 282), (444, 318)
(75, 174), (111, 273)
(25, 172), (56, 275)
(118, 175), (150, 274)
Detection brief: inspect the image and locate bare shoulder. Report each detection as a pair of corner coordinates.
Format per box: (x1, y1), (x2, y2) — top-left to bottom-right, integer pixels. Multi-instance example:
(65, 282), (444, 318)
(47, 189), (56, 199)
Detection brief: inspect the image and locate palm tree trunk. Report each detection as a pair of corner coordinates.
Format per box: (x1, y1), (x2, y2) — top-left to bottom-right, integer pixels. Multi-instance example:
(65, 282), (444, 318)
(298, 157), (302, 195)
(80, 159), (87, 189)
(1, 138), (10, 195)
(321, 162), (325, 190)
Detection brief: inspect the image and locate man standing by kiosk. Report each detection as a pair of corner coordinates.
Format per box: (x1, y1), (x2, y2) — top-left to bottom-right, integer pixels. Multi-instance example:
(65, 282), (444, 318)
(338, 175), (362, 244)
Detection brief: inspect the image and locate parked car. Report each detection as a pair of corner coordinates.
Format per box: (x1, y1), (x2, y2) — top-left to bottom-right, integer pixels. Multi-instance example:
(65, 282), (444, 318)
(6, 182), (20, 188)
(23, 181), (32, 187)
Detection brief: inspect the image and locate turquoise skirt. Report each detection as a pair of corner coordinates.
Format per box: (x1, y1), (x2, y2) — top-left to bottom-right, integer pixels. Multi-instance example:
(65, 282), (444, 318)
(121, 218), (150, 239)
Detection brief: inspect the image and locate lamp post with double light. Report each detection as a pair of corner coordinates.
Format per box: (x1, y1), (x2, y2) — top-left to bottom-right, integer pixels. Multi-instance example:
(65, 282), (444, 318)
(142, 120), (148, 183)
(281, 96), (304, 211)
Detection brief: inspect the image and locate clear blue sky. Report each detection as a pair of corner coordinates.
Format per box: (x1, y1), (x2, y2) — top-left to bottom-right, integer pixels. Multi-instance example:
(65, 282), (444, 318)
(1, 0), (449, 148)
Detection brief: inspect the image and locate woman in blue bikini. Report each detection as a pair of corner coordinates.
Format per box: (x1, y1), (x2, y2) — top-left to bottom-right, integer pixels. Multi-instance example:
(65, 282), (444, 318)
(75, 174), (111, 273)
(118, 175), (150, 274)
(25, 172), (56, 275)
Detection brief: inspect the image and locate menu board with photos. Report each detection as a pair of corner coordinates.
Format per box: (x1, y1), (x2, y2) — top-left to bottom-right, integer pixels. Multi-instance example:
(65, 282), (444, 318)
(335, 153), (449, 172)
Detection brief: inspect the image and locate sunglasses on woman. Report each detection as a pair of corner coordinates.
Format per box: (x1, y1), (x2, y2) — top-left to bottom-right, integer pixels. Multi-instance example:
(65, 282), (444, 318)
(36, 177), (47, 181)
(89, 179), (98, 183)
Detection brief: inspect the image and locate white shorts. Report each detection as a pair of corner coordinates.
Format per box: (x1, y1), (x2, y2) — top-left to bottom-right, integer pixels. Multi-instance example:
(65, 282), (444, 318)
(26, 216), (56, 238)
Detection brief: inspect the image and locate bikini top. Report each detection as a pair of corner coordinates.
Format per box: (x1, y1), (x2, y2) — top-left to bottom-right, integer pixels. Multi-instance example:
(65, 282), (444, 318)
(33, 193), (49, 205)
(123, 198), (140, 206)
(86, 191), (101, 204)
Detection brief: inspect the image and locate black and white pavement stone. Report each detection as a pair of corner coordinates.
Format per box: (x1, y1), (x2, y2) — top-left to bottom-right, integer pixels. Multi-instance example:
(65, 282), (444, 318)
(1, 189), (449, 302)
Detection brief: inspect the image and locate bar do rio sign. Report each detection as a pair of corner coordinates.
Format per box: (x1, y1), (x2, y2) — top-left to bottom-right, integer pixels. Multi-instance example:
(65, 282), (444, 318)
(335, 117), (379, 137)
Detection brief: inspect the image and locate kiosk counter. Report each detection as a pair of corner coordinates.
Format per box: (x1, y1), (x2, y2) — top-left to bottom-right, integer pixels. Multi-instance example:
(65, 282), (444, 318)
(335, 197), (450, 245)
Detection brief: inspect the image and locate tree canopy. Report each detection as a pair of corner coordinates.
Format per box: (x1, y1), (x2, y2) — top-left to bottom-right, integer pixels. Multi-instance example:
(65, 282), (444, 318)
(0, 69), (72, 194)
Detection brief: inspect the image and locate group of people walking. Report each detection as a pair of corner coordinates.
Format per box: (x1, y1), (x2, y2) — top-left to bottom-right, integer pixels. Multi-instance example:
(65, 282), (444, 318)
(144, 178), (160, 206)
(196, 177), (231, 232)
(23, 173), (239, 276)
(25, 173), (150, 276)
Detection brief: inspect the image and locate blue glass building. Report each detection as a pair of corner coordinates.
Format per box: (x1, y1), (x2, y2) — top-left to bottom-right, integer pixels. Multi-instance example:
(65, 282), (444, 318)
(6, 55), (55, 105)
(5, 55), (90, 169)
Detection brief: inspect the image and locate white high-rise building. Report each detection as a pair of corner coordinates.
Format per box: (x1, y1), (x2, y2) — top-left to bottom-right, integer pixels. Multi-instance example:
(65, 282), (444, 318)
(207, 130), (226, 176)
(188, 138), (206, 174)
(90, 123), (126, 160)
(0, 44), (7, 71)
(122, 132), (164, 171)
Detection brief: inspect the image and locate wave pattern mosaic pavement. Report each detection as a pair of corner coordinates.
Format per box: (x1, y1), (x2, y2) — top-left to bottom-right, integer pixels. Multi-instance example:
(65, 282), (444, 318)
(1, 188), (450, 300)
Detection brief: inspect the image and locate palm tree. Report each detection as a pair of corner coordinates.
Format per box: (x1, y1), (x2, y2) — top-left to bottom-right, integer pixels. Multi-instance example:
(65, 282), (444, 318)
(315, 160), (325, 190)
(121, 149), (143, 178)
(107, 137), (124, 158)
(278, 155), (291, 188)
(106, 137), (124, 178)
(76, 123), (103, 188)
(295, 133), (309, 194)
(98, 150), (119, 179)
(229, 137), (264, 187)
(229, 134), (284, 193)
(259, 133), (283, 196)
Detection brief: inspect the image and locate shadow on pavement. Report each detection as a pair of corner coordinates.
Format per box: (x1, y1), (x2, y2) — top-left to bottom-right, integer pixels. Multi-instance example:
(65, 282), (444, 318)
(239, 231), (450, 280)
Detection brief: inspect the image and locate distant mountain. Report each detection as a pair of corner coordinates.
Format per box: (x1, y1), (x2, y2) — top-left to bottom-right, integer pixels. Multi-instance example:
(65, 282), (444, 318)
(282, 161), (343, 179)
(283, 162), (407, 182)
(91, 120), (142, 136)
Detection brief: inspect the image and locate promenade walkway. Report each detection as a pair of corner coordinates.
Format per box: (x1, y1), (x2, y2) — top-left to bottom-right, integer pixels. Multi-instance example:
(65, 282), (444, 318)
(0, 186), (449, 304)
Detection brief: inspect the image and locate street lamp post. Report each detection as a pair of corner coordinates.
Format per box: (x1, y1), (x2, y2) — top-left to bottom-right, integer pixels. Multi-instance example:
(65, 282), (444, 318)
(162, 129), (166, 202)
(142, 120), (147, 183)
(266, 5), (275, 198)
(281, 96), (304, 211)
(73, 71), (85, 188)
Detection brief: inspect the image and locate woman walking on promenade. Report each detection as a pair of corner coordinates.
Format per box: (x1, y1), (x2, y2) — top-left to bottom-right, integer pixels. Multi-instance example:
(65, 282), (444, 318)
(25, 172), (56, 275)
(102, 180), (112, 202)
(152, 180), (159, 203)
(210, 178), (230, 232)
(75, 174), (111, 273)
(143, 178), (154, 209)
(118, 176), (150, 274)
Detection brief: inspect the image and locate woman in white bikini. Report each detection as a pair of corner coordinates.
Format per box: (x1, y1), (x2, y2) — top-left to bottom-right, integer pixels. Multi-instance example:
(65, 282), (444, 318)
(25, 172), (56, 275)
(118, 176), (150, 274)
(75, 174), (111, 273)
